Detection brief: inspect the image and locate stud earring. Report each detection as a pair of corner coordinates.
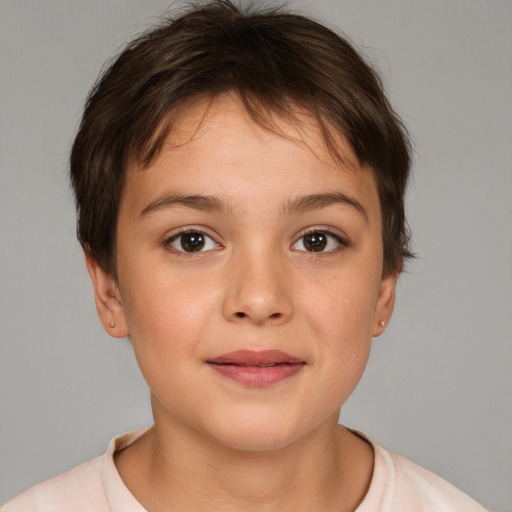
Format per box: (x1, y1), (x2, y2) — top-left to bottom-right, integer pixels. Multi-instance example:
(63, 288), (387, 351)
(379, 321), (385, 327)
(109, 321), (115, 328)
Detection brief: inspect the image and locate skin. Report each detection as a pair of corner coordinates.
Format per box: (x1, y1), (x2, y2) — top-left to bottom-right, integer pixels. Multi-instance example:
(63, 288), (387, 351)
(86, 94), (397, 511)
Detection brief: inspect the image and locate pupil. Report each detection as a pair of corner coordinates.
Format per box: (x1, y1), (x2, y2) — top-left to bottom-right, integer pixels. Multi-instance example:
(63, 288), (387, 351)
(181, 232), (205, 252)
(305, 233), (327, 252)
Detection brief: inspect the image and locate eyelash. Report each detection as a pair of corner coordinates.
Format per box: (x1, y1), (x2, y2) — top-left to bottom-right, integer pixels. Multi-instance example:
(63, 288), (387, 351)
(164, 228), (221, 256)
(163, 227), (349, 255)
(292, 228), (349, 254)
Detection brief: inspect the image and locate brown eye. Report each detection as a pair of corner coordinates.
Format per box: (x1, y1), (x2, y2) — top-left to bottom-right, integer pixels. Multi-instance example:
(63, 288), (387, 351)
(181, 232), (205, 252)
(168, 231), (218, 253)
(303, 232), (327, 252)
(292, 230), (345, 253)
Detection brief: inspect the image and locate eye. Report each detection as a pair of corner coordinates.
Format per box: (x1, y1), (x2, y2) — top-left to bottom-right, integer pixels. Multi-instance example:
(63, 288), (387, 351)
(292, 230), (346, 253)
(167, 230), (219, 253)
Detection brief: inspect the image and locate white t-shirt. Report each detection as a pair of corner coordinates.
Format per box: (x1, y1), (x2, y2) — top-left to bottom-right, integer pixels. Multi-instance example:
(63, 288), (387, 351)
(2, 427), (488, 512)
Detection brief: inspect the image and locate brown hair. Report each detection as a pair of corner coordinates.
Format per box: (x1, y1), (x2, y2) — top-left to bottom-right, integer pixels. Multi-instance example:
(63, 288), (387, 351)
(70, 0), (413, 277)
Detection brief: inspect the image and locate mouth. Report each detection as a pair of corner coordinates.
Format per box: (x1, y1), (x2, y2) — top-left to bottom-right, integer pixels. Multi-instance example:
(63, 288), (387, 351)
(206, 350), (306, 387)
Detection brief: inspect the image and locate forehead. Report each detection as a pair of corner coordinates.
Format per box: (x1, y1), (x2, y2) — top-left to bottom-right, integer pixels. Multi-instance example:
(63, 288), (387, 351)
(123, 94), (380, 221)
(153, 94), (360, 168)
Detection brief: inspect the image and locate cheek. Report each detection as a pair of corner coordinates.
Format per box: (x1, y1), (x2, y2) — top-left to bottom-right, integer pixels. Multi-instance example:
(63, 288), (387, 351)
(299, 270), (378, 397)
(304, 270), (379, 341)
(121, 283), (217, 416)
(118, 267), (221, 375)
(121, 256), (220, 330)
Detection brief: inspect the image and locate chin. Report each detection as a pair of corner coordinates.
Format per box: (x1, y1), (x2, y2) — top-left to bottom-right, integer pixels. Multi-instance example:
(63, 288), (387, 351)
(216, 429), (302, 453)
(203, 411), (316, 453)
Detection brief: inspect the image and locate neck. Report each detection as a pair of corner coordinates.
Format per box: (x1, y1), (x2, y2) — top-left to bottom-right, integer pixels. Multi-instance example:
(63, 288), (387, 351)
(115, 403), (373, 512)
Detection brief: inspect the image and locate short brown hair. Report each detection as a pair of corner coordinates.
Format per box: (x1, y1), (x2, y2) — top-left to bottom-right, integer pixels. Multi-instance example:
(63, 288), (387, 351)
(70, 0), (413, 277)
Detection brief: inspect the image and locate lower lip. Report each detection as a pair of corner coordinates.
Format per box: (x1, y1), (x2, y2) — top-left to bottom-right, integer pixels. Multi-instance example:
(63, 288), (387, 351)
(207, 363), (305, 387)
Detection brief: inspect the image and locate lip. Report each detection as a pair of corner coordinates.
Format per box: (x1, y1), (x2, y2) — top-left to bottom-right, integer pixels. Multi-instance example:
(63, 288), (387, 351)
(206, 350), (305, 387)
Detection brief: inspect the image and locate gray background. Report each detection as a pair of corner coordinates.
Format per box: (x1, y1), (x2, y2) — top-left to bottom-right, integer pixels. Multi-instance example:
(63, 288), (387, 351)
(1, 1), (511, 510)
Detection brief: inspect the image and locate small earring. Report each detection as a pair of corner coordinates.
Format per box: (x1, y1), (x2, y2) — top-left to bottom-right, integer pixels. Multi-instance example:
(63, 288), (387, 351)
(109, 321), (115, 328)
(379, 321), (385, 327)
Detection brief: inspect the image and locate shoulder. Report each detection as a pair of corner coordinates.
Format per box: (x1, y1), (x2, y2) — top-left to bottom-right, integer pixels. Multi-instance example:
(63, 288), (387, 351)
(358, 437), (489, 512)
(1, 456), (106, 512)
(390, 450), (486, 510)
(1, 427), (150, 512)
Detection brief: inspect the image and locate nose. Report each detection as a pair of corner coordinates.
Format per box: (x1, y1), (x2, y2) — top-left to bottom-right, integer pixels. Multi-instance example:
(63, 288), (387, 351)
(222, 249), (293, 326)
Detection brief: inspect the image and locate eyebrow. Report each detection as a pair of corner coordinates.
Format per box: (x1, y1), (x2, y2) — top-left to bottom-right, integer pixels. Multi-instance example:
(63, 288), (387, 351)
(140, 191), (368, 222)
(140, 193), (234, 217)
(282, 192), (368, 222)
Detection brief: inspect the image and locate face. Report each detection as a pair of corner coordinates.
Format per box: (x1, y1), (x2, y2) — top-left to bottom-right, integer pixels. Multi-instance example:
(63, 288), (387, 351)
(87, 95), (396, 451)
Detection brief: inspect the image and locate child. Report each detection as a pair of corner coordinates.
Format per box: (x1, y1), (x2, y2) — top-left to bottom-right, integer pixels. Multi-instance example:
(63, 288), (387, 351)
(2, 1), (488, 510)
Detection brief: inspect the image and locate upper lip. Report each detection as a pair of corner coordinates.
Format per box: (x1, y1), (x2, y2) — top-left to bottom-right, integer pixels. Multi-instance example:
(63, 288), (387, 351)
(207, 350), (305, 366)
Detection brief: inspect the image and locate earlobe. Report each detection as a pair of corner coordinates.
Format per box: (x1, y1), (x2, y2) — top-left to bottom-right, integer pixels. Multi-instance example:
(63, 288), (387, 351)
(84, 252), (130, 338)
(373, 274), (397, 338)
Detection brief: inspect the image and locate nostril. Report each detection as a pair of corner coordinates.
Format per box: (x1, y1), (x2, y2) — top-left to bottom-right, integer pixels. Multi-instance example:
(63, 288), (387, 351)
(231, 311), (286, 321)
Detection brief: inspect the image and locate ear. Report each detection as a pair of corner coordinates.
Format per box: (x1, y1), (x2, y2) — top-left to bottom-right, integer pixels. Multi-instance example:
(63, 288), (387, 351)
(84, 252), (130, 338)
(372, 273), (397, 338)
